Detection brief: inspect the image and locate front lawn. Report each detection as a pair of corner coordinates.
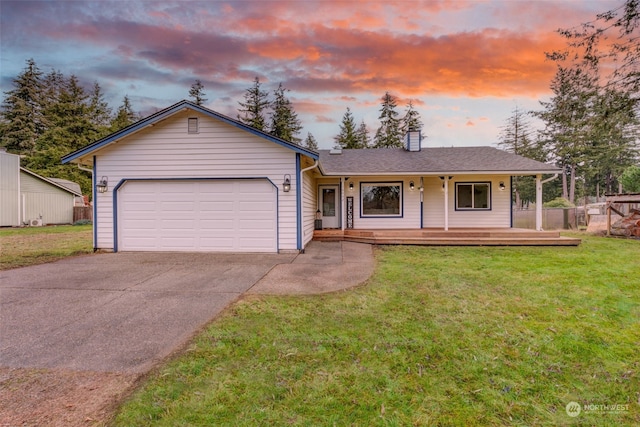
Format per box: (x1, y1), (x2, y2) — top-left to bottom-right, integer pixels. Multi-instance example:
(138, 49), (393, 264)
(0, 225), (92, 270)
(114, 234), (639, 426)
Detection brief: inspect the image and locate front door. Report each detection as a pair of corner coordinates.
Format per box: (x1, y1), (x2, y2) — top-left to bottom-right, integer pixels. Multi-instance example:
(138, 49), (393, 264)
(319, 185), (340, 228)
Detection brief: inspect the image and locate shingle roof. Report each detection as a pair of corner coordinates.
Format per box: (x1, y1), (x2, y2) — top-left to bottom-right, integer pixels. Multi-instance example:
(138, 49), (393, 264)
(318, 147), (560, 175)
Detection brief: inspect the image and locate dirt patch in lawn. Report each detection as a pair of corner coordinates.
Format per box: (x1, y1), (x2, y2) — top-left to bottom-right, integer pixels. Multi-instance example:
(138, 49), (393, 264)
(0, 368), (138, 426)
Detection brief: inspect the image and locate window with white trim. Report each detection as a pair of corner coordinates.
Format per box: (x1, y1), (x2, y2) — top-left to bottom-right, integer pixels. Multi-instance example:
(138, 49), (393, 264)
(455, 182), (491, 210)
(361, 182), (402, 217)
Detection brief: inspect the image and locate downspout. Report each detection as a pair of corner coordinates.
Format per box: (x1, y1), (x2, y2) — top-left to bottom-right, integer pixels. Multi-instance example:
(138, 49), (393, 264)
(77, 162), (96, 250)
(299, 159), (319, 251)
(541, 174), (559, 186)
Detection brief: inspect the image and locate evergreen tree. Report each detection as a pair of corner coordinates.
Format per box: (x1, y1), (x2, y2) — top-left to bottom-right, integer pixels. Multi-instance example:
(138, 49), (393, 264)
(402, 100), (423, 133)
(88, 82), (112, 131)
(110, 95), (139, 132)
(304, 132), (319, 150)
(334, 107), (360, 149)
(237, 77), (269, 131)
(26, 74), (96, 196)
(545, 0), (640, 198)
(586, 87), (639, 194)
(0, 58), (45, 154)
(373, 92), (402, 148)
(269, 83), (302, 143)
(621, 165), (640, 192)
(189, 79), (207, 106)
(356, 120), (371, 149)
(535, 65), (598, 203)
(498, 106), (545, 207)
(552, 0), (640, 103)
(498, 106), (542, 159)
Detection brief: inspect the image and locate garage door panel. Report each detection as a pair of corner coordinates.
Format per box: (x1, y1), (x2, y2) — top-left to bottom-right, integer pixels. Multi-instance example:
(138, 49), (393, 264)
(119, 180), (277, 252)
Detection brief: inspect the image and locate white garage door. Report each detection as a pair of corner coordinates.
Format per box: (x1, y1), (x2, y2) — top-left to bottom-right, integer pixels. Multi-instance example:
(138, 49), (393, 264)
(118, 179), (277, 252)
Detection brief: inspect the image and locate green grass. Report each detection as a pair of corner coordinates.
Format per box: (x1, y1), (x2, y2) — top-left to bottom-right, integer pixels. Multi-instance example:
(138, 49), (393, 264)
(113, 234), (640, 426)
(0, 225), (93, 270)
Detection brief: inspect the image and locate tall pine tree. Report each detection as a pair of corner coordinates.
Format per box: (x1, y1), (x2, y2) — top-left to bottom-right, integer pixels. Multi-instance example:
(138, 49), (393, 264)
(0, 58), (45, 154)
(402, 100), (423, 133)
(334, 107), (360, 149)
(88, 81), (112, 131)
(373, 92), (402, 148)
(269, 83), (302, 143)
(237, 77), (269, 131)
(304, 132), (319, 150)
(189, 79), (207, 106)
(498, 106), (545, 207)
(356, 120), (371, 148)
(110, 95), (139, 132)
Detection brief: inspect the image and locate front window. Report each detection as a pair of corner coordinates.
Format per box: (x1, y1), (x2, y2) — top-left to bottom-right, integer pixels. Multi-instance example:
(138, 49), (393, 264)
(361, 182), (402, 217)
(456, 182), (491, 210)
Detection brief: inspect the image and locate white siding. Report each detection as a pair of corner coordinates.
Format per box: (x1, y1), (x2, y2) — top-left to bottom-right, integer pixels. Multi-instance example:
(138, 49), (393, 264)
(423, 175), (511, 228)
(20, 172), (75, 224)
(92, 111), (299, 251)
(349, 176), (421, 229)
(0, 151), (20, 226)
(302, 164), (318, 248)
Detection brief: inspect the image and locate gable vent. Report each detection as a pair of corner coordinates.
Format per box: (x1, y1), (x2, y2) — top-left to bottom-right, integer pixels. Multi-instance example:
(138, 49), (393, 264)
(188, 117), (199, 134)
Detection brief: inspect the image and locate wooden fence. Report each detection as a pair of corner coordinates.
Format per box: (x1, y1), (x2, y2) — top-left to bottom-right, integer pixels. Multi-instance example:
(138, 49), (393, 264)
(73, 206), (92, 223)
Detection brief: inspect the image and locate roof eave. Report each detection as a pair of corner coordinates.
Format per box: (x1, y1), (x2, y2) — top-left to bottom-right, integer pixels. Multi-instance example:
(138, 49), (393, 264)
(317, 169), (562, 176)
(62, 100), (318, 164)
(20, 167), (83, 196)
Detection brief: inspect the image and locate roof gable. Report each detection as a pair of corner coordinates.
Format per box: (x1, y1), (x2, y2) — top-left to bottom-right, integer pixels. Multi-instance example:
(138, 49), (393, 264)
(318, 147), (560, 175)
(62, 100), (318, 164)
(20, 168), (83, 196)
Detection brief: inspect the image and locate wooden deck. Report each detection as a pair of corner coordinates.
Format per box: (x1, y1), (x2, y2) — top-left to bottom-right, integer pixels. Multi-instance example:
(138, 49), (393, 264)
(313, 228), (581, 246)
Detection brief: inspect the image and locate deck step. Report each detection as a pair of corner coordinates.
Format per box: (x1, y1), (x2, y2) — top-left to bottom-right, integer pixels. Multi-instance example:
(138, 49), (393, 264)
(313, 229), (580, 246)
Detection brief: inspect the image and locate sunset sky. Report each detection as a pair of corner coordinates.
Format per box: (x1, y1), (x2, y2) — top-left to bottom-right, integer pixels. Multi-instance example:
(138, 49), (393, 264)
(0, 0), (621, 149)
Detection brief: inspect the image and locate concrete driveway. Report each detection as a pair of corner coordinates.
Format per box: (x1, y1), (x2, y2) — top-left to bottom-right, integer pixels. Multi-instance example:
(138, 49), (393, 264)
(0, 251), (296, 373)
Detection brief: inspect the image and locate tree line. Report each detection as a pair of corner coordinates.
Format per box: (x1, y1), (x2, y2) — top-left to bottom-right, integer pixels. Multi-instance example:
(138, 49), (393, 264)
(0, 59), (140, 196)
(498, 0), (640, 206)
(232, 77), (424, 150)
(0, 63), (422, 197)
(1, 1), (638, 204)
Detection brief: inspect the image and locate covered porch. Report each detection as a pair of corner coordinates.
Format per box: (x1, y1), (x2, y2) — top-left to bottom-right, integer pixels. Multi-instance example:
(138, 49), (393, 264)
(313, 228), (581, 246)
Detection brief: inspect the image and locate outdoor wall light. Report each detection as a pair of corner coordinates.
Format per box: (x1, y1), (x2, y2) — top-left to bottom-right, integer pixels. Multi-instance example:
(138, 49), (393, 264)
(96, 176), (108, 193)
(410, 181), (415, 190)
(349, 181), (354, 191)
(499, 181), (506, 191)
(283, 174), (291, 192)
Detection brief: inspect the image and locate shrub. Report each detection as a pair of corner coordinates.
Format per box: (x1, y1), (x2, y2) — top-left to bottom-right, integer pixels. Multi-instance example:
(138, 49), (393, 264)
(620, 165), (640, 193)
(73, 219), (92, 226)
(543, 197), (575, 208)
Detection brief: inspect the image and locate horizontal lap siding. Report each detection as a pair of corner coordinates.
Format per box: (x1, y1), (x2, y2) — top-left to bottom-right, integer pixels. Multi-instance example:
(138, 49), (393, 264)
(424, 175), (511, 228)
(94, 111), (298, 251)
(302, 168), (317, 247)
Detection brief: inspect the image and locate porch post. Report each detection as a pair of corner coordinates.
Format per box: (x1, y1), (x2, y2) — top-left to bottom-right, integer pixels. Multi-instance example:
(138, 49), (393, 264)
(444, 176), (449, 231)
(535, 174), (542, 231)
(341, 177), (345, 231)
